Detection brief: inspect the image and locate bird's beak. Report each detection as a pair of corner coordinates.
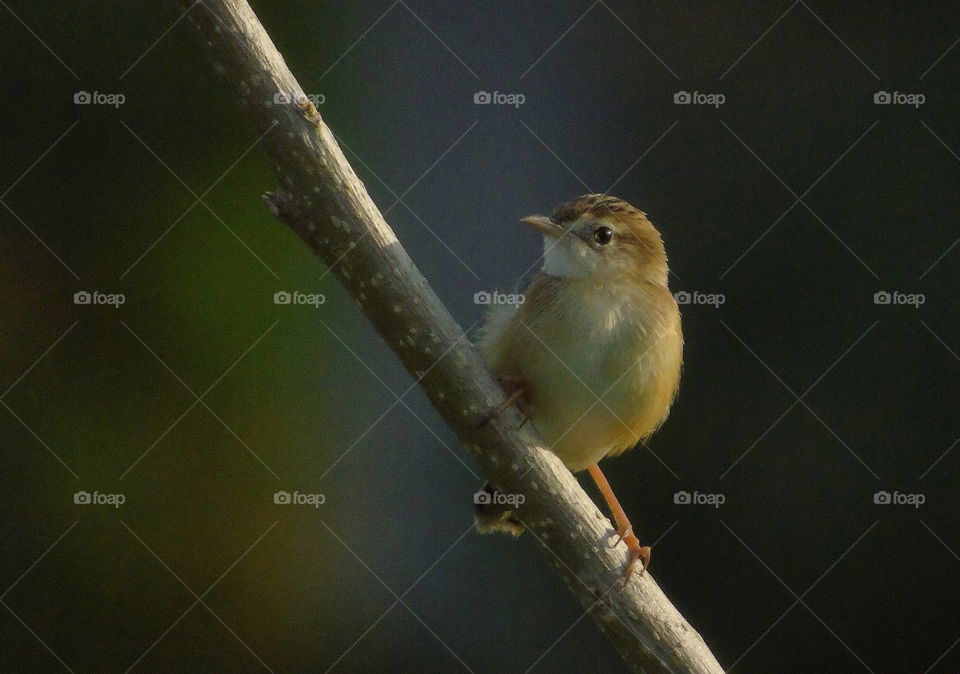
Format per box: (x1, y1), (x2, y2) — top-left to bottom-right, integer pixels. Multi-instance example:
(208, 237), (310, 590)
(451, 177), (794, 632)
(520, 215), (563, 238)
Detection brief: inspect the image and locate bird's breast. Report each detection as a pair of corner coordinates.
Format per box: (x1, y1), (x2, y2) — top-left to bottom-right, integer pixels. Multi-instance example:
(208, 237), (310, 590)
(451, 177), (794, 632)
(483, 276), (682, 472)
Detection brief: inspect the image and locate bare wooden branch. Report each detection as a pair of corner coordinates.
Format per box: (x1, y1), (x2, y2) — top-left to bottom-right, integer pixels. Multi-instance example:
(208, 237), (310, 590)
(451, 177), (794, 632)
(181, 1), (723, 670)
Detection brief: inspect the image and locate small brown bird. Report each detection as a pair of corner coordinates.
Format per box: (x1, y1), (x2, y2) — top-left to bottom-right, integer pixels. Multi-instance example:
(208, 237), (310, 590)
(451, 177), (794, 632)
(476, 194), (683, 581)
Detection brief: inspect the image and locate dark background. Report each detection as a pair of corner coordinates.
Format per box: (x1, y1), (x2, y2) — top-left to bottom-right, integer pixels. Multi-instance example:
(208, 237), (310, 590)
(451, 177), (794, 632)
(2, 1), (960, 672)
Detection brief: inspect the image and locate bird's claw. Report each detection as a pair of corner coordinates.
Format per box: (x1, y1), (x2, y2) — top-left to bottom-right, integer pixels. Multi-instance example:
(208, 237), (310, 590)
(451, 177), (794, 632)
(477, 377), (529, 429)
(617, 529), (650, 587)
(613, 525), (633, 546)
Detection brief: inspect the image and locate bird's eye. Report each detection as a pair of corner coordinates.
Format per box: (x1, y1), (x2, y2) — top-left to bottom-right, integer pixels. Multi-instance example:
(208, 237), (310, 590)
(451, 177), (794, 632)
(593, 226), (614, 245)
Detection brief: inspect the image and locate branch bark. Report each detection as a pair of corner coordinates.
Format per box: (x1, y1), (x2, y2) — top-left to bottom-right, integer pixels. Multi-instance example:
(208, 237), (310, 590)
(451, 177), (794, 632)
(182, 1), (723, 671)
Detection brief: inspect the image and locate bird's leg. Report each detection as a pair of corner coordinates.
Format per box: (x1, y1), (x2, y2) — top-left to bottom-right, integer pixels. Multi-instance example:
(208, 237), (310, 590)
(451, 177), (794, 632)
(587, 463), (650, 584)
(478, 375), (530, 428)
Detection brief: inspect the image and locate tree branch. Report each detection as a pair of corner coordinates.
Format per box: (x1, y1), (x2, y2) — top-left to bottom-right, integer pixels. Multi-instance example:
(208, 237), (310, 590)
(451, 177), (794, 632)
(182, 1), (723, 670)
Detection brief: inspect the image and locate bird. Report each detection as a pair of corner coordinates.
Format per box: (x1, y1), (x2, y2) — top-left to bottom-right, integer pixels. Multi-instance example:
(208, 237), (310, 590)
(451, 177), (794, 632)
(474, 194), (683, 581)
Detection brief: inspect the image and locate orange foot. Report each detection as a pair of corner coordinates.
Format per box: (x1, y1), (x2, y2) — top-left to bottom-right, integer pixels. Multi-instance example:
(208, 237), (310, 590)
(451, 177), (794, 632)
(477, 376), (529, 428)
(616, 526), (651, 585)
(588, 463), (651, 587)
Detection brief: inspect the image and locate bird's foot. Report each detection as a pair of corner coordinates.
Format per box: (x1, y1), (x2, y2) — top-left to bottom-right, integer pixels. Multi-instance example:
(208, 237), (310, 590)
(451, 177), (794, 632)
(618, 528), (650, 587)
(477, 376), (530, 428)
(586, 463), (650, 587)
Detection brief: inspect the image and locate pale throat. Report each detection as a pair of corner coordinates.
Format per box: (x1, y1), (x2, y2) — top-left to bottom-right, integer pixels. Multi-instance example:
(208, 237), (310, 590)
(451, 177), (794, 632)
(540, 232), (671, 289)
(541, 234), (599, 279)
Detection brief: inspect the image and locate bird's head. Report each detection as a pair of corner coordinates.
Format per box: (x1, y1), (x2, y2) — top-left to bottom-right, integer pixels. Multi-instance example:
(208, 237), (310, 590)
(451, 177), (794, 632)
(521, 194), (669, 286)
